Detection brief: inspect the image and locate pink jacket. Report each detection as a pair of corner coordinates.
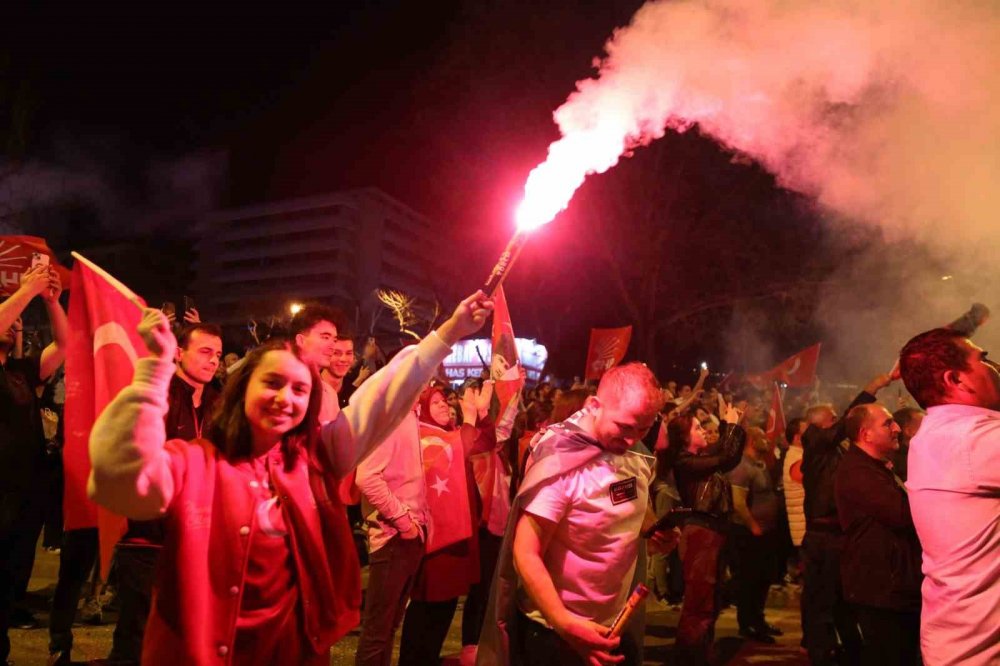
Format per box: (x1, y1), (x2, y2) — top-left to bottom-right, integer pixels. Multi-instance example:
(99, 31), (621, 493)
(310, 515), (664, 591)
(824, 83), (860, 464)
(88, 333), (452, 665)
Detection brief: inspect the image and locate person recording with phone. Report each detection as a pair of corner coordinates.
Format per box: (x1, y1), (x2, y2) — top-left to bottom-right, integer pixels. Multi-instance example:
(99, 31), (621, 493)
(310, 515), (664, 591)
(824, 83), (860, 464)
(668, 395), (745, 665)
(0, 261), (68, 663)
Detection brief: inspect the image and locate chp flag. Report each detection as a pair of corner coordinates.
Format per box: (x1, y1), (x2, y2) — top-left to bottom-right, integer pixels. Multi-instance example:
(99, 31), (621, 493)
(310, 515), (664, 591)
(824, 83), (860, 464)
(471, 285), (524, 526)
(584, 325), (632, 381)
(63, 253), (147, 576)
(0, 235), (72, 295)
(765, 383), (786, 443)
(489, 285), (524, 441)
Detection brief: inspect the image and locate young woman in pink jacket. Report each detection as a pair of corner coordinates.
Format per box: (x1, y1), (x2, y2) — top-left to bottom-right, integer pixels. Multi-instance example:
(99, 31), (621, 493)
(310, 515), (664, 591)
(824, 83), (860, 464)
(87, 293), (492, 666)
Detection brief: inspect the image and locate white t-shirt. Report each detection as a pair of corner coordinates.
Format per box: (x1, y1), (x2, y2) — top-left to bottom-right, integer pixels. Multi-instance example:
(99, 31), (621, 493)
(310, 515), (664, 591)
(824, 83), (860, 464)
(517, 449), (653, 626)
(319, 381), (340, 423)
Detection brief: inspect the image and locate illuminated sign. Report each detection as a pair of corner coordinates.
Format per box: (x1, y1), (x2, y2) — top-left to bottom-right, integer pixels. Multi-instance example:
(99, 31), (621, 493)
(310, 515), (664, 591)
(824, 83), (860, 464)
(442, 338), (548, 382)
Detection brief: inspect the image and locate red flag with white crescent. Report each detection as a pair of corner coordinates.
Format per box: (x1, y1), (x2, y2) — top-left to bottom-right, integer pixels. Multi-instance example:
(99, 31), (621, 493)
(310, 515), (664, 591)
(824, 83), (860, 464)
(772, 343), (821, 388)
(584, 326), (632, 380)
(765, 383), (786, 442)
(419, 422), (473, 554)
(0, 235), (72, 295)
(64, 258), (148, 577)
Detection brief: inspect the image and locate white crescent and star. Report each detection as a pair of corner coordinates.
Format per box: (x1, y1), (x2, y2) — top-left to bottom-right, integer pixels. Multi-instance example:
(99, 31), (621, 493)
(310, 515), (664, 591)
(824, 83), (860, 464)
(431, 475), (450, 497)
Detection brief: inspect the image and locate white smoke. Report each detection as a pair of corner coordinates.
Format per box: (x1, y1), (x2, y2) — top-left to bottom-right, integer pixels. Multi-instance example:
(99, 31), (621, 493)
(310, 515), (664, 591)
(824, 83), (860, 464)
(539, 0), (1000, 385)
(554, 0), (999, 246)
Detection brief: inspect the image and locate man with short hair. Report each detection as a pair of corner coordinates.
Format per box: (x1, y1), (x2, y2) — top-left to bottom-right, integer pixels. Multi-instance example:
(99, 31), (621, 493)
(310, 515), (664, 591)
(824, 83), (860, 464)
(728, 428), (782, 644)
(800, 372), (897, 666)
(97, 322), (223, 666)
(889, 407), (924, 482)
(836, 403), (922, 666)
(478, 363), (671, 666)
(290, 303), (347, 421)
(899, 328), (1000, 665)
(324, 336), (356, 410)
(0, 264), (68, 664)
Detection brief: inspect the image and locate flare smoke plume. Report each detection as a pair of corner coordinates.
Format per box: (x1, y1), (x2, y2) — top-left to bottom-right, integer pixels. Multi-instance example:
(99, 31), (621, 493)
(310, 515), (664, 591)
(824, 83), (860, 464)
(527, 0), (1000, 384)
(538, 0), (999, 248)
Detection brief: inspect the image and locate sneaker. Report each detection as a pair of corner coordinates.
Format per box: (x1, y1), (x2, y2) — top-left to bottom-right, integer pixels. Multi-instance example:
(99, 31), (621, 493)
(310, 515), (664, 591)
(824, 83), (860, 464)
(738, 626), (777, 644)
(763, 622), (784, 636)
(80, 596), (103, 625)
(46, 652), (70, 666)
(9, 608), (39, 630)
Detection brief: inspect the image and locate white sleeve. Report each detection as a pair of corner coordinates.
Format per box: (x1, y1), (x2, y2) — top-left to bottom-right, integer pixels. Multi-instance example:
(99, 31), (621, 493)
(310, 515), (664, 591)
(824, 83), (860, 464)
(87, 358), (178, 520)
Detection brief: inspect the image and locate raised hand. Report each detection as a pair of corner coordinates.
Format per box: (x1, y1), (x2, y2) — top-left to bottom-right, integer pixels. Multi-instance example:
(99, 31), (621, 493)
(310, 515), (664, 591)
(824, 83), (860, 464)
(19, 264), (51, 299)
(460, 386), (480, 425)
(137, 308), (177, 362)
(437, 290), (494, 346)
(183, 307), (201, 324)
(41, 268), (63, 303)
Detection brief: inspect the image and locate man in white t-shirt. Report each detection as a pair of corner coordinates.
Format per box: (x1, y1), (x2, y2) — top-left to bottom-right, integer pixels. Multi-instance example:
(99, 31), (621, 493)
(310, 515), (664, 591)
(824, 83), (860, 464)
(505, 363), (666, 666)
(899, 327), (1000, 666)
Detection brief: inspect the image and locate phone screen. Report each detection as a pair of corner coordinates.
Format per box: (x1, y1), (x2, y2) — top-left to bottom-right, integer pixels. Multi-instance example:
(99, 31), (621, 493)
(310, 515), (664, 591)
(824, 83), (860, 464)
(162, 302), (176, 317)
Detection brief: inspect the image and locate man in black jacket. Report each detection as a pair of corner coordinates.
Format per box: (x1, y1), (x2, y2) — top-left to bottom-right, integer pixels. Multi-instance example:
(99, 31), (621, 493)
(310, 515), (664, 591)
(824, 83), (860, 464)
(835, 403), (921, 666)
(800, 371), (896, 666)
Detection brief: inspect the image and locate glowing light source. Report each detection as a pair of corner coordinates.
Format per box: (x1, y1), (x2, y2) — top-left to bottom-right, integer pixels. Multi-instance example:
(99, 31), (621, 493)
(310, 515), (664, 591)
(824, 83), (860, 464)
(941, 275), (953, 281)
(289, 303), (303, 315)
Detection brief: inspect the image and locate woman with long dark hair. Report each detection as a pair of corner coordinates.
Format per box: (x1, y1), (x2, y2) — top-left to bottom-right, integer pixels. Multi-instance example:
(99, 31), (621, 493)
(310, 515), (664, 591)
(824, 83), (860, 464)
(669, 401), (745, 665)
(88, 293), (491, 665)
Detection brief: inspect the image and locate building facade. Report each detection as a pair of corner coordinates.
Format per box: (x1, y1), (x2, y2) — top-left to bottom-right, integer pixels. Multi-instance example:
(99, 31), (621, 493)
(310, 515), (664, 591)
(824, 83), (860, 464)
(196, 188), (451, 339)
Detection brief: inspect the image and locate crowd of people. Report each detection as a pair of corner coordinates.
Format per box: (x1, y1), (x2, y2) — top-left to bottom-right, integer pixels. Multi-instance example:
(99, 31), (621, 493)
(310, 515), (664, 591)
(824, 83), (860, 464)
(0, 266), (997, 666)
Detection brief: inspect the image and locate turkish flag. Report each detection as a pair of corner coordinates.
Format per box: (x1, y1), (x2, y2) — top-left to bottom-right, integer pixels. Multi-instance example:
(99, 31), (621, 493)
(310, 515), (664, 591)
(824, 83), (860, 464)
(765, 383), (786, 442)
(64, 256), (148, 576)
(0, 235), (72, 295)
(584, 326), (633, 381)
(771, 343), (821, 387)
(419, 422), (473, 554)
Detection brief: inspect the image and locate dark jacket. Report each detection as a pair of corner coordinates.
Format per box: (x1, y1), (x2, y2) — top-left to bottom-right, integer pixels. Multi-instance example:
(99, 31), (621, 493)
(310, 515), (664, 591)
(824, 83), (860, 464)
(835, 445), (922, 611)
(673, 422), (745, 531)
(164, 374), (220, 442)
(801, 391), (876, 531)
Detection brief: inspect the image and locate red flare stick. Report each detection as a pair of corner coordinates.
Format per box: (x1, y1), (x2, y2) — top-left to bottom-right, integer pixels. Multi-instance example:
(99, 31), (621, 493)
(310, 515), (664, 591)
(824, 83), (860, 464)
(482, 231), (529, 297)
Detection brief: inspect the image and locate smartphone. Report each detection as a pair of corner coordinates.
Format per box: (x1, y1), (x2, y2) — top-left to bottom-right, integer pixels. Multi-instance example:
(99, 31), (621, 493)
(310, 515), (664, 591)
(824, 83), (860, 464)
(700, 361), (708, 370)
(183, 295), (195, 313)
(30, 252), (50, 270)
(161, 301), (176, 318)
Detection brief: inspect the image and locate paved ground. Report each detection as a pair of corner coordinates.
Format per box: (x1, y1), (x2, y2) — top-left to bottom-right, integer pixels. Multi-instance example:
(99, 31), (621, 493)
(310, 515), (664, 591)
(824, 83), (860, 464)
(11, 546), (809, 665)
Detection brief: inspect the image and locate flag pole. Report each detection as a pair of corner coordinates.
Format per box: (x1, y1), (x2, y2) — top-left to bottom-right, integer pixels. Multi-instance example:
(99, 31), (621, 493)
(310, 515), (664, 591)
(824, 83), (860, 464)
(70, 252), (144, 310)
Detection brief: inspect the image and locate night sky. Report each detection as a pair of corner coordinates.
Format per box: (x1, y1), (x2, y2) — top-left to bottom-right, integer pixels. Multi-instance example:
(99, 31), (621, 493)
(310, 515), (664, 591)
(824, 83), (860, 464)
(5, 0), (843, 380)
